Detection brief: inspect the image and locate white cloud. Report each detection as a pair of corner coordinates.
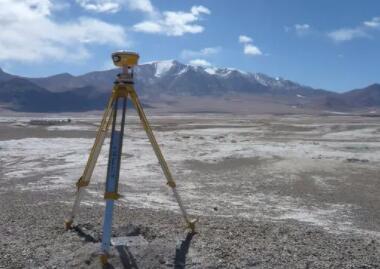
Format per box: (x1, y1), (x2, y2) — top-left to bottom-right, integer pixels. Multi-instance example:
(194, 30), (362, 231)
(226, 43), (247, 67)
(328, 28), (368, 42)
(295, 24), (310, 31)
(125, 0), (155, 14)
(181, 47), (221, 59)
(76, 0), (121, 13)
(201, 47), (220, 55)
(363, 17), (380, 28)
(77, 1), (210, 36)
(52, 1), (71, 11)
(239, 35), (253, 43)
(328, 16), (380, 42)
(0, 0), (127, 62)
(189, 59), (212, 67)
(76, 0), (155, 14)
(284, 24), (311, 35)
(191, 5), (210, 16)
(238, 35), (263, 56)
(133, 21), (162, 33)
(243, 44), (262, 56)
(133, 5), (210, 36)
(294, 24), (310, 35)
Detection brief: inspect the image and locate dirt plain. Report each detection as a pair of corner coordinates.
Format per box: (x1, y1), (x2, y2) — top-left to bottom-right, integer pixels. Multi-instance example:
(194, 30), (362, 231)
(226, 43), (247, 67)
(0, 113), (380, 268)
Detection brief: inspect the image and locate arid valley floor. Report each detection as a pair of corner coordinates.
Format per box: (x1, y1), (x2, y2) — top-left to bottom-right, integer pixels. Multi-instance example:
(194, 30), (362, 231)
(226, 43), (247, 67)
(1, 113), (380, 268)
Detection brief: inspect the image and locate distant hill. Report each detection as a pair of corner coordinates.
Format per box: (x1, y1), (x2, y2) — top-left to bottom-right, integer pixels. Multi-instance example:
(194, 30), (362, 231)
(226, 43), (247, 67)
(0, 61), (379, 113)
(0, 68), (17, 81)
(0, 78), (107, 112)
(342, 84), (380, 108)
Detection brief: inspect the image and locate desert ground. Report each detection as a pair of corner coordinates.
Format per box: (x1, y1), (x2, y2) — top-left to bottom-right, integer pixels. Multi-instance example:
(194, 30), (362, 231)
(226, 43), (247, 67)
(0, 112), (380, 268)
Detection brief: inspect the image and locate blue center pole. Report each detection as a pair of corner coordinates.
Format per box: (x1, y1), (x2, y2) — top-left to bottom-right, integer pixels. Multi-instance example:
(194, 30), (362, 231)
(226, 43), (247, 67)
(101, 131), (120, 253)
(100, 96), (127, 257)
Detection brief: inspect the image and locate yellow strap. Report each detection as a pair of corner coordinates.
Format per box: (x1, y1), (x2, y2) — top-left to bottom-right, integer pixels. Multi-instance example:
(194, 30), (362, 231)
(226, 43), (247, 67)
(104, 192), (121, 200)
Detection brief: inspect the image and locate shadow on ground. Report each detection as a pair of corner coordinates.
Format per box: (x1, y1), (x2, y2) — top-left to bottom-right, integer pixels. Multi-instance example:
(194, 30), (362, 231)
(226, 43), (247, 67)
(73, 226), (195, 268)
(73, 225), (99, 243)
(174, 232), (196, 269)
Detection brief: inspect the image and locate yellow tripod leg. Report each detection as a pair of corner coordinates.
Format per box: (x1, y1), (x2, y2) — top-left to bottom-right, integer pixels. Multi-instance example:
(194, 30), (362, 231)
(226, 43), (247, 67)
(65, 91), (116, 229)
(128, 87), (197, 232)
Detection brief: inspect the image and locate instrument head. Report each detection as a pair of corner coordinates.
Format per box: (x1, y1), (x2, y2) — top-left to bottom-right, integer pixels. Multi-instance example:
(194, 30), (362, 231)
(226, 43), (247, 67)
(111, 51), (139, 68)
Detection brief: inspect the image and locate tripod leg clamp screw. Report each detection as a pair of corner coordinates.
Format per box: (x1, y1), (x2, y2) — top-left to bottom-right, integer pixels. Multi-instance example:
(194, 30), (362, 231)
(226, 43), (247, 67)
(167, 181), (176, 188)
(76, 177), (89, 188)
(187, 218), (198, 233)
(64, 219), (73, 230)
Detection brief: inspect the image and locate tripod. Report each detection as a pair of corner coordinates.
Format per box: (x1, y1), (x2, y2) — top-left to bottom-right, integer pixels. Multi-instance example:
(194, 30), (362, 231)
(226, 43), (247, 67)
(64, 51), (196, 264)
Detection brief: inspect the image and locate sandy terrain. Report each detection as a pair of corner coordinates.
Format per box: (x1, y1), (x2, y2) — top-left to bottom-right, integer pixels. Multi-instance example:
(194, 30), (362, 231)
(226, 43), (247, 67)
(1, 113), (380, 268)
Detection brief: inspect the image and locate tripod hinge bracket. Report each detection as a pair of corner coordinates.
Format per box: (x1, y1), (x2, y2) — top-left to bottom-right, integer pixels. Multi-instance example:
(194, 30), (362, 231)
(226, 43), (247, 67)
(112, 85), (130, 98)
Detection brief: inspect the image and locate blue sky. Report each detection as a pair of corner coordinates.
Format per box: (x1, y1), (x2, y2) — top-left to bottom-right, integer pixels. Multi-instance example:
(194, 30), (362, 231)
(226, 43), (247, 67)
(0, 0), (379, 92)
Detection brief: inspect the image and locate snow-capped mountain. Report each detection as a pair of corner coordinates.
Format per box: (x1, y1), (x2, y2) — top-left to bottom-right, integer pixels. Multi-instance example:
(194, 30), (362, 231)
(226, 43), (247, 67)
(0, 60), (379, 113)
(132, 60), (329, 98)
(25, 60), (325, 98)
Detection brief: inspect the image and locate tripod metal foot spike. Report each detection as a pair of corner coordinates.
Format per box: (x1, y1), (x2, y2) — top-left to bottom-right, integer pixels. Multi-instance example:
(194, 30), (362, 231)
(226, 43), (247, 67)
(65, 51), (196, 260)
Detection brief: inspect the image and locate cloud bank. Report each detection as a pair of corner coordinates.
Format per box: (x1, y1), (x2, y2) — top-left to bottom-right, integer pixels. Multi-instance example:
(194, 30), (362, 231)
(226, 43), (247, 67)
(0, 0), (127, 62)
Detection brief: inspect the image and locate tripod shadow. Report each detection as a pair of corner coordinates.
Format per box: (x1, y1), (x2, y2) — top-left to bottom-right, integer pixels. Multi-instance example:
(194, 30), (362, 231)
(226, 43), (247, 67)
(73, 225), (99, 243)
(101, 246), (139, 269)
(115, 245), (139, 269)
(174, 232), (196, 269)
(72, 226), (139, 269)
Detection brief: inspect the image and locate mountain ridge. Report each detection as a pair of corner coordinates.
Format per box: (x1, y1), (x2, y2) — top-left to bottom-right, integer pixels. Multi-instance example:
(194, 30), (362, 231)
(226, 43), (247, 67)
(0, 61), (379, 113)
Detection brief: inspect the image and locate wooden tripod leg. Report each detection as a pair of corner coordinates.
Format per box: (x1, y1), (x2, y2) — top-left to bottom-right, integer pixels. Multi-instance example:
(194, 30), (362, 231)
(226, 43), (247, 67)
(128, 88), (197, 232)
(65, 92), (116, 229)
